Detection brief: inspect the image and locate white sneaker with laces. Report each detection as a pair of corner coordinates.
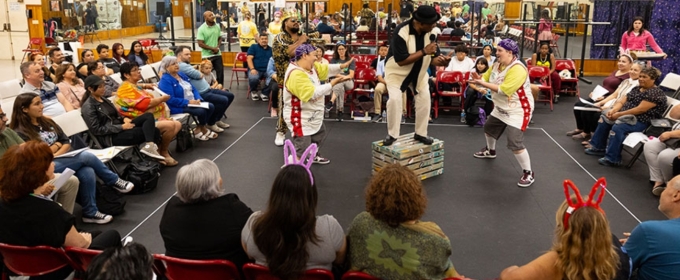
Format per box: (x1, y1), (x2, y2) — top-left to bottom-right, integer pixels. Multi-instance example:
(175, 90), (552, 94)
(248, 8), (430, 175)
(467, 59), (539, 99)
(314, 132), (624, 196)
(140, 143), (165, 160)
(275, 132), (285, 146)
(517, 170), (535, 188)
(82, 211), (113, 224)
(251, 91), (260, 100)
(113, 178), (134, 193)
(260, 93), (269, 101)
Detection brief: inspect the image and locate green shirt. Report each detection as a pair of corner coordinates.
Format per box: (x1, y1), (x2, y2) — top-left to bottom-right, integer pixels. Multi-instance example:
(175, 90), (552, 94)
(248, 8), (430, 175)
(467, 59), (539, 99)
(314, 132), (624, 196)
(197, 22), (221, 58)
(481, 7), (492, 20)
(0, 128), (25, 159)
(462, 4), (469, 15)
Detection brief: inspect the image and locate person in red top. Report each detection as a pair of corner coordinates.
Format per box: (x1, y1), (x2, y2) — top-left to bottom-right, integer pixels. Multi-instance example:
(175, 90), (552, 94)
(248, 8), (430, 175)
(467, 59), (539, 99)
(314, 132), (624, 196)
(620, 16), (666, 59)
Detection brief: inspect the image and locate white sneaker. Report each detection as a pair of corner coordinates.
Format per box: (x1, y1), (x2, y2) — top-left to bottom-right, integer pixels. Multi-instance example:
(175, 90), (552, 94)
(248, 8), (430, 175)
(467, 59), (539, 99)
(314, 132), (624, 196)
(82, 211), (113, 224)
(207, 124), (224, 133)
(260, 93), (269, 101)
(216, 121), (230, 129)
(275, 132), (285, 146)
(251, 92), (260, 101)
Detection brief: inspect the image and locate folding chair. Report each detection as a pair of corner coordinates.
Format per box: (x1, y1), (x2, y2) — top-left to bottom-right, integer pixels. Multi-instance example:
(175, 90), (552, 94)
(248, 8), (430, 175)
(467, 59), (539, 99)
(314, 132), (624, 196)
(64, 246), (102, 272)
(21, 38), (42, 63)
(550, 33), (561, 57)
(433, 71), (466, 119)
(625, 96), (680, 168)
(109, 73), (123, 84)
(0, 79), (22, 100)
(153, 254), (241, 280)
(555, 59), (579, 97)
(230, 52), (248, 88)
(528, 66), (554, 111)
(242, 263), (334, 280)
(351, 68), (377, 112)
(140, 64), (160, 83)
(0, 243), (74, 279)
(660, 72), (680, 98)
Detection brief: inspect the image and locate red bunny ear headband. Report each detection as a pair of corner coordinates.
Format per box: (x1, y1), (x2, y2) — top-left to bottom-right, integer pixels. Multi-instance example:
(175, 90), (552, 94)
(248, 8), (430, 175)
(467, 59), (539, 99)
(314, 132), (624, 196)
(562, 177), (607, 230)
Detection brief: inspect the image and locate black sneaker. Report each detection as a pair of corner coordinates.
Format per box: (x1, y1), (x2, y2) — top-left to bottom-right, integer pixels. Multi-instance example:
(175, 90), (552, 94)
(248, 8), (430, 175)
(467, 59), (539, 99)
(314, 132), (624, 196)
(371, 114), (382, 123)
(326, 102), (334, 111)
(112, 178), (134, 193)
(414, 134), (433, 145)
(517, 170), (535, 188)
(337, 111), (343, 122)
(82, 211), (113, 224)
(473, 147), (497, 159)
(383, 135), (396, 146)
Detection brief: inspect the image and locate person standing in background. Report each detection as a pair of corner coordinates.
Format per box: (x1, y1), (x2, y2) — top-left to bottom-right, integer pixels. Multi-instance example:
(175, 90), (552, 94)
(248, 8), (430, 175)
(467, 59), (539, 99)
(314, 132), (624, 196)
(197, 11), (225, 86)
(237, 11), (258, 52)
(399, 0), (414, 22)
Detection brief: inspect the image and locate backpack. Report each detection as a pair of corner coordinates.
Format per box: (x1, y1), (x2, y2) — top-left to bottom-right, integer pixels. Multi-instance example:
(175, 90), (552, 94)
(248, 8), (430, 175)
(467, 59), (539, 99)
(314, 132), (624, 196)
(96, 182), (126, 215)
(122, 161), (161, 195)
(175, 128), (194, 153)
(465, 106), (487, 127)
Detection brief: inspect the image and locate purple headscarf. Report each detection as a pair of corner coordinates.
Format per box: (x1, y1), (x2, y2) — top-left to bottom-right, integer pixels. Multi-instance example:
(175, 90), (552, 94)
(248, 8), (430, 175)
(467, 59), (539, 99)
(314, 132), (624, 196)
(497, 39), (519, 57)
(293, 43), (317, 62)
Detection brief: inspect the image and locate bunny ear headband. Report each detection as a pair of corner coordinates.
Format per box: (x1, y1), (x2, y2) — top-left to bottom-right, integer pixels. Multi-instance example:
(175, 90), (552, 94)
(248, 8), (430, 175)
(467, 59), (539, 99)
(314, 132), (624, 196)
(283, 139), (318, 185)
(562, 177), (607, 230)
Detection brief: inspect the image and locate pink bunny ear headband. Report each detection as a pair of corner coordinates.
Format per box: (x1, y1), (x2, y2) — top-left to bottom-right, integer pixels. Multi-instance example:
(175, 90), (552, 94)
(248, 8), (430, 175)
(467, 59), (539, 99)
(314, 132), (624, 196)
(562, 177), (607, 230)
(283, 139), (318, 185)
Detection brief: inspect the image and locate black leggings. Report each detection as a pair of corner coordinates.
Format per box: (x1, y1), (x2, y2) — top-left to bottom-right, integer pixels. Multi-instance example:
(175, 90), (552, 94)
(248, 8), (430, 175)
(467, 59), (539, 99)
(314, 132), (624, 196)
(270, 80), (280, 109)
(110, 113), (160, 146)
(573, 100), (601, 134)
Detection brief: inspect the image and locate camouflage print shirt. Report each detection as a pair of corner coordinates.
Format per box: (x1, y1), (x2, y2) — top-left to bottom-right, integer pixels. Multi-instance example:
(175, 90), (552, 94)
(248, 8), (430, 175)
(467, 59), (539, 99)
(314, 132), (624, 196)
(273, 31), (319, 85)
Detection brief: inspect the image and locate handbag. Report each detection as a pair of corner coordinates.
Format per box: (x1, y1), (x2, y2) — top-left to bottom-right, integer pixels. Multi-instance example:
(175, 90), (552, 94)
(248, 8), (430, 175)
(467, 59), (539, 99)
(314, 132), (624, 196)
(665, 138), (680, 149)
(122, 161), (161, 195)
(647, 119), (673, 138)
(175, 128), (194, 153)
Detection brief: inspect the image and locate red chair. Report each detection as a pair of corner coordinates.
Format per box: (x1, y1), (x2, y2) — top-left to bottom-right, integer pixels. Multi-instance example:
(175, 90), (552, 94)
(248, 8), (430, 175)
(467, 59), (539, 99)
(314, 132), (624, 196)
(555, 59), (579, 97)
(351, 68), (377, 112)
(242, 263), (333, 280)
(64, 246), (102, 272)
(528, 66), (554, 111)
(323, 54), (333, 62)
(153, 254), (241, 280)
(341, 271), (381, 280)
(21, 38), (43, 63)
(0, 243), (74, 278)
(434, 71), (466, 119)
(230, 52), (249, 89)
(355, 61), (371, 70)
(550, 33), (561, 57)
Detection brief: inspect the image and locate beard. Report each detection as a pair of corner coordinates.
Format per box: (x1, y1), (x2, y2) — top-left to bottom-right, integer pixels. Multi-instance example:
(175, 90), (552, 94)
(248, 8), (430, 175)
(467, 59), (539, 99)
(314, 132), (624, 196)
(289, 27), (300, 34)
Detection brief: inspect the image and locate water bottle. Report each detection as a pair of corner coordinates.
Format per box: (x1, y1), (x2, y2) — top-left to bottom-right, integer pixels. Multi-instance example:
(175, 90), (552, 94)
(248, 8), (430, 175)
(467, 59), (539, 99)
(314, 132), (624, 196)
(382, 110), (387, 122)
(460, 112), (466, 123)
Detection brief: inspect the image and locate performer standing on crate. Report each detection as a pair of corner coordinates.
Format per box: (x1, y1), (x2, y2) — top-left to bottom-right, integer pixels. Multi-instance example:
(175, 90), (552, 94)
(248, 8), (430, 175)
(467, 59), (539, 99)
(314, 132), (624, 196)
(272, 10), (320, 146)
(469, 39), (536, 188)
(382, 5), (451, 146)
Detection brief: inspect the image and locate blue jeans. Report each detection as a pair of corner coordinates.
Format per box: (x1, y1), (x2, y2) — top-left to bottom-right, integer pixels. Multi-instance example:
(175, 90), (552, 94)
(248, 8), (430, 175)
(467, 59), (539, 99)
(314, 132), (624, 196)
(201, 89), (232, 120)
(589, 117), (649, 163)
(54, 151), (119, 216)
(184, 103), (216, 125)
(248, 71), (271, 96)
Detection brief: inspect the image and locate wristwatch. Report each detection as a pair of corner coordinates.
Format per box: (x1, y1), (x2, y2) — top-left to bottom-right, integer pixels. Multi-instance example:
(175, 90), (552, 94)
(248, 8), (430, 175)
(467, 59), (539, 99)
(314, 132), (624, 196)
(421, 49), (427, 56)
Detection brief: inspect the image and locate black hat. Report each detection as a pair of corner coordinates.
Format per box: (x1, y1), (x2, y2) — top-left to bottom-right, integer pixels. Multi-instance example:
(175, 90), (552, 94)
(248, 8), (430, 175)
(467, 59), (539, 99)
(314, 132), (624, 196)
(412, 5), (441, 24)
(84, 75), (104, 90)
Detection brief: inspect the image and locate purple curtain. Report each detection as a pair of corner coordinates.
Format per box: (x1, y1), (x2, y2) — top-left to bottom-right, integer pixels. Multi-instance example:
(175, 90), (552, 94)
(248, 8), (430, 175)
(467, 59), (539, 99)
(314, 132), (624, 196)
(649, 0), (680, 78)
(590, 0), (654, 59)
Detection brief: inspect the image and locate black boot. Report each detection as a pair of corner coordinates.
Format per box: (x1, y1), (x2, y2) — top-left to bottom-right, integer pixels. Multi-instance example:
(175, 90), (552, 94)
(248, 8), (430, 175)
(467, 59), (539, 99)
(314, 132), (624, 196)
(383, 135), (396, 146)
(414, 134), (434, 145)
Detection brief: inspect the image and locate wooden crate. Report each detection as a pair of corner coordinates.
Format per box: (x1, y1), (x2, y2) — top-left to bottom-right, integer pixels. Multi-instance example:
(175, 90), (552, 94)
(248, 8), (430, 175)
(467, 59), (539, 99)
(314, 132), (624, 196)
(371, 132), (444, 180)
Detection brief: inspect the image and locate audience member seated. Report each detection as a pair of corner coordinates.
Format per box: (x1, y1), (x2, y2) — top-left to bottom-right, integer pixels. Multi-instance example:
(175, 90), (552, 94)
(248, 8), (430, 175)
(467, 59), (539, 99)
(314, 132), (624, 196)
(442, 21), (455, 35)
(586, 66), (666, 167)
(175, 46), (233, 129)
(158, 56), (222, 141)
(11, 92), (135, 224)
(247, 34), (274, 101)
(464, 57), (494, 115)
(622, 175), (680, 280)
(96, 44), (119, 74)
(450, 21), (466, 37)
(445, 44), (475, 72)
(128, 41), (149, 66)
(160, 159), (253, 271)
(115, 62), (181, 165)
(0, 103), (79, 214)
(568, 54), (633, 142)
(28, 52), (54, 82)
(356, 19), (370, 32)
(475, 44), (496, 68)
(81, 75), (167, 163)
(316, 16), (336, 35)
(241, 163), (346, 279)
(370, 45), (405, 122)
(111, 42), (128, 65)
(348, 164), (466, 279)
(327, 42), (356, 121)
(199, 60), (223, 90)
(77, 49), (96, 80)
(0, 141), (121, 279)
(500, 181), (629, 280)
(644, 105), (680, 196)
(85, 242), (152, 280)
(87, 61), (120, 97)
(531, 42), (562, 102)
(55, 63), (87, 109)
(19, 61), (73, 117)
(48, 47), (66, 76)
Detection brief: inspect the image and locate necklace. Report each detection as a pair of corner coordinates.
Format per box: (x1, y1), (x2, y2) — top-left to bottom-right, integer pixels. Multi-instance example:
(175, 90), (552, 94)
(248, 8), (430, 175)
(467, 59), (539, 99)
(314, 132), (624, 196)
(539, 54), (548, 64)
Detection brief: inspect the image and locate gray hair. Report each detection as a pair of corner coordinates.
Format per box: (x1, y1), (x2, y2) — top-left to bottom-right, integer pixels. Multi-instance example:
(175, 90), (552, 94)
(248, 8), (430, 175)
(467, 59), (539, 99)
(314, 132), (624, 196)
(20, 62), (37, 77)
(158, 56), (178, 75)
(175, 159), (223, 203)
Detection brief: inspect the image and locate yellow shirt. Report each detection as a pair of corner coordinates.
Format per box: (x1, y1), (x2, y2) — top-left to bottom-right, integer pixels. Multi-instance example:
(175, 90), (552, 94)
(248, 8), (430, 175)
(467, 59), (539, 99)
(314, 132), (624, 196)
(268, 21), (282, 35)
(482, 64), (528, 97)
(237, 20), (258, 47)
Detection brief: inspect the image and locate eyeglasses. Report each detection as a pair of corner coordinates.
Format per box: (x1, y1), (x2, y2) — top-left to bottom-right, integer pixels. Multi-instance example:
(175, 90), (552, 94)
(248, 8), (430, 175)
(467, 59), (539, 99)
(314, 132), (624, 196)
(288, 19), (298, 23)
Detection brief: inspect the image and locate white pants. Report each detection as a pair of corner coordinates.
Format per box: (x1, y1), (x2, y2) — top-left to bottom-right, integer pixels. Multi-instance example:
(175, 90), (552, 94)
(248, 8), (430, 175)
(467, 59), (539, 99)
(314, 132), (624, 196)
(386, 81), (430, 138)
(374, 83), (406, 115)
(643, 138), (680, 183)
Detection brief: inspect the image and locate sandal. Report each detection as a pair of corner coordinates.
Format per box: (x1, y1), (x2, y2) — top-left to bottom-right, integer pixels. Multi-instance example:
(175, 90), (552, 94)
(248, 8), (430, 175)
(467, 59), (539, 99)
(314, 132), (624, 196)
(164, 156), (178, 167)
(194, 131), (210, 141)
(566, 129), (583, 136)
(207, 130), (218, 139)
